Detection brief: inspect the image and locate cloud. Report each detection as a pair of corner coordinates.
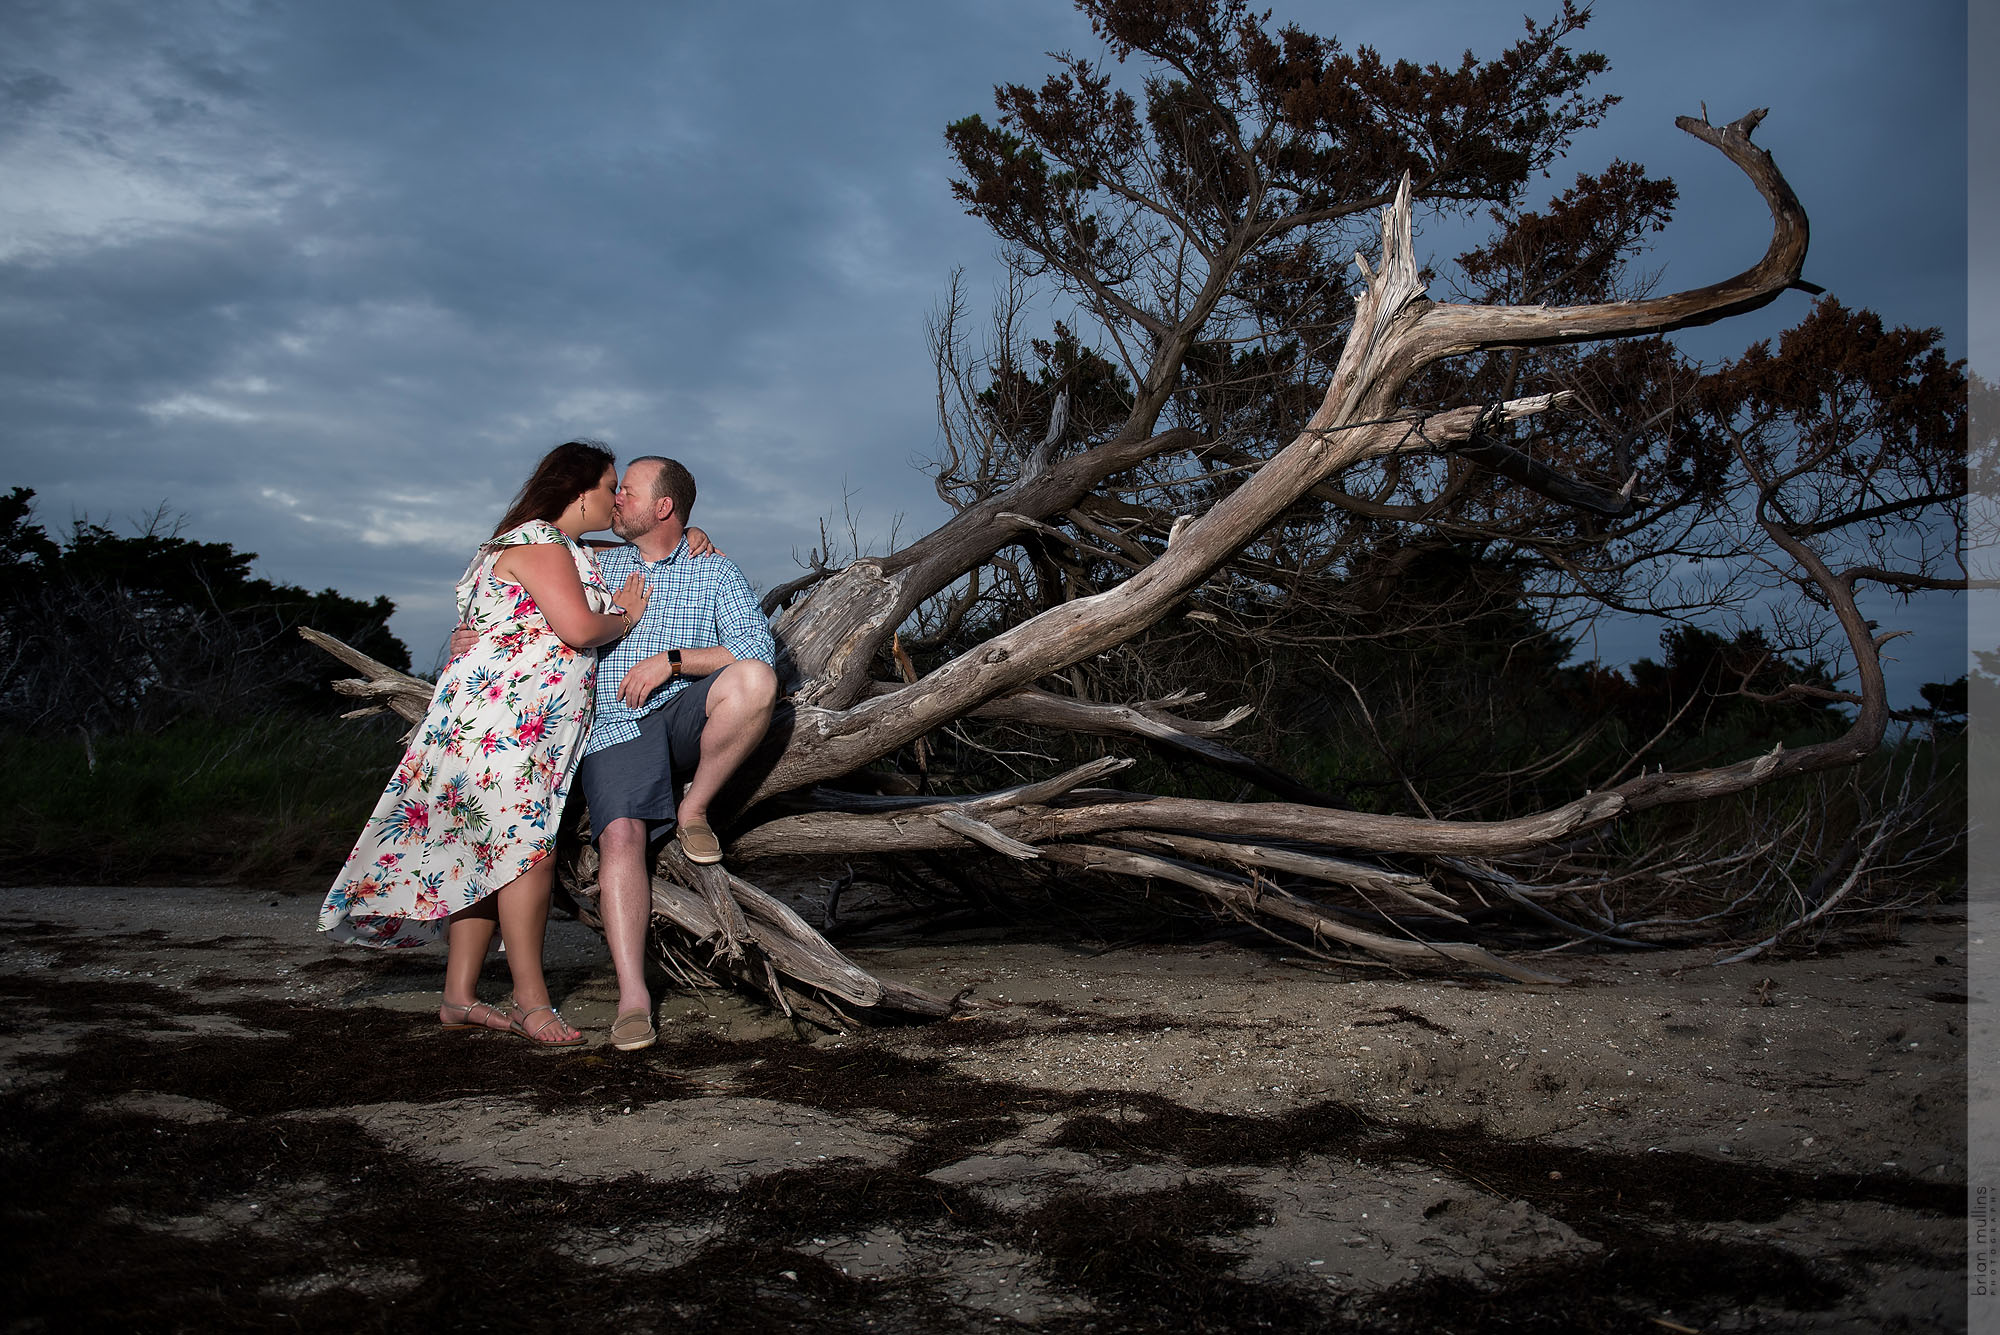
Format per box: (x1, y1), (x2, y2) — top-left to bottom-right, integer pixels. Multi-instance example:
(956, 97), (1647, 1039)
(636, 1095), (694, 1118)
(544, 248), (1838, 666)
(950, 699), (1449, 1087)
(0, 0), (1964, 696)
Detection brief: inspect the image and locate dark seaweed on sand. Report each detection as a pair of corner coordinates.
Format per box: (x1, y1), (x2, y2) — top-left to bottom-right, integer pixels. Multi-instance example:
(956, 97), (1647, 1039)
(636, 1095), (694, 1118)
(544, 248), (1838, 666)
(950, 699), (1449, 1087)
(0, 948), (1966, 1334)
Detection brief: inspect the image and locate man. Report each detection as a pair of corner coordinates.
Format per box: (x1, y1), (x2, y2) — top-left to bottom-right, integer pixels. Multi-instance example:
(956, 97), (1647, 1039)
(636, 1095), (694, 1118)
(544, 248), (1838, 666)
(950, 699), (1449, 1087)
(580, 456), (778, 1049)
(452, 455), (778, 1052)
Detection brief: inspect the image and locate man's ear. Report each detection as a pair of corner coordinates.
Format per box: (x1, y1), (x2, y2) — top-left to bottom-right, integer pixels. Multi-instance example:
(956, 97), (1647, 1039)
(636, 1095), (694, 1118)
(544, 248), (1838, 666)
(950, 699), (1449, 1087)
(658, 496), (677, 525)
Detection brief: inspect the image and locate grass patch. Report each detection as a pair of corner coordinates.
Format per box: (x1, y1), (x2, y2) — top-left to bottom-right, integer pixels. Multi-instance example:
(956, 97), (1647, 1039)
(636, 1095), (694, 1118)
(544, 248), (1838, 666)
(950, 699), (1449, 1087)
(0, 714), (403, 889)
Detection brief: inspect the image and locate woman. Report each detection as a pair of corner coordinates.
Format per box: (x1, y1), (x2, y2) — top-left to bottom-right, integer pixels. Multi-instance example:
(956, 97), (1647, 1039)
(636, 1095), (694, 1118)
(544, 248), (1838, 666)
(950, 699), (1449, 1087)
(319, 441), (647, 1046)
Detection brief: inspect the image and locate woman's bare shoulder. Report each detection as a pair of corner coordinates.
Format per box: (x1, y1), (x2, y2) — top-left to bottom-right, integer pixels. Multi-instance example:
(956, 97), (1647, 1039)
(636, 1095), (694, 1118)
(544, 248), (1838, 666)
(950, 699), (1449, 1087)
(490, 539), (581, 586)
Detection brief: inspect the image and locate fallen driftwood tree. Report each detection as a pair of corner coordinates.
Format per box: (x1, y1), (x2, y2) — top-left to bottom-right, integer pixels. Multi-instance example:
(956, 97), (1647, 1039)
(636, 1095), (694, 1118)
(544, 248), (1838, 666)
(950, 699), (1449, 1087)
(307, 90), (1966, 1022)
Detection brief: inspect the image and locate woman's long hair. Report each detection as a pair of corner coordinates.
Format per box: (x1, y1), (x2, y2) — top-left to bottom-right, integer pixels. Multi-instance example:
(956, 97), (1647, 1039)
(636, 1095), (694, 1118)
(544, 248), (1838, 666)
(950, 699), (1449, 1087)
(492, 440), (616, 538)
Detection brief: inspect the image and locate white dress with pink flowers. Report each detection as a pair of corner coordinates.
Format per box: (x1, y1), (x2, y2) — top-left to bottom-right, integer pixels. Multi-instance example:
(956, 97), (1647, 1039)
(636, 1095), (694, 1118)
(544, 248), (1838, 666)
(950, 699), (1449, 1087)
(318, 521), (610, 949)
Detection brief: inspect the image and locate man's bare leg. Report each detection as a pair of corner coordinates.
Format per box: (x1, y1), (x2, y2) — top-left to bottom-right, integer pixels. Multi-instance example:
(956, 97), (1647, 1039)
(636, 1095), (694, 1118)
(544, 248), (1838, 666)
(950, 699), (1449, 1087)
(675, 660), (779, 832)
(596, 815), (654, 1019)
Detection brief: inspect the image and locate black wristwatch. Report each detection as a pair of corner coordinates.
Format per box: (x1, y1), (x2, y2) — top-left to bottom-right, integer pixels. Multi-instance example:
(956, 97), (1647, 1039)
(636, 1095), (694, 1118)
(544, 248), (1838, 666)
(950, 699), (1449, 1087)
(666, 648), (683, 680)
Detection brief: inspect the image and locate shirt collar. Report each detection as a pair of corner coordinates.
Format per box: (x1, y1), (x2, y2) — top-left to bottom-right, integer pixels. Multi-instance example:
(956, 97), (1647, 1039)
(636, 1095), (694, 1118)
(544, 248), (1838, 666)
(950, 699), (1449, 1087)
(630, 535), (689, 567)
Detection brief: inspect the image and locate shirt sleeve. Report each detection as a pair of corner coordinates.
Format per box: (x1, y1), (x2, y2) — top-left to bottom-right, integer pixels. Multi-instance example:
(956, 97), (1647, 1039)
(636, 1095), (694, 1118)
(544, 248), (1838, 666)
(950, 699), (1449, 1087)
(713, 563), (777, 666)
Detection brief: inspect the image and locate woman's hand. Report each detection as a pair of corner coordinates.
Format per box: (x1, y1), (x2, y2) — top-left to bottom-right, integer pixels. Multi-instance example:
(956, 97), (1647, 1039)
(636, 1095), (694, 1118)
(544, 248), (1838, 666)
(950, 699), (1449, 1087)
(685, 526), (724, 559)
(614, 572), (650, 632)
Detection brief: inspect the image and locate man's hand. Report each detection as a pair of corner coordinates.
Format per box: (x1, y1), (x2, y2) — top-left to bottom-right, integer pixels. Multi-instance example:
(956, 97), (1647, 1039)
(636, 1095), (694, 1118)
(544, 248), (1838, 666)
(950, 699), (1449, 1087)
(447, 622), (479, 660)
(617, 652), (679, 708)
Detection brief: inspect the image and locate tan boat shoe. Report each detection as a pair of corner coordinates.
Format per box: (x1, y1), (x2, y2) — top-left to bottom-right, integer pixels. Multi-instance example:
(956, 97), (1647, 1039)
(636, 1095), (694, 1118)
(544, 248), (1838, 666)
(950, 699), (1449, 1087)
(676, 819), (723, 865)
(610, 1010), (657, 1052)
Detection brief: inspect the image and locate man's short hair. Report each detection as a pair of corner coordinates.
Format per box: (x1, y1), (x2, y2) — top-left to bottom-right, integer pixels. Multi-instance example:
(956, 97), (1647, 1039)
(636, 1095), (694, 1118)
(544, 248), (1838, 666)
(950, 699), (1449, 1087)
(631, 455), (696, 523)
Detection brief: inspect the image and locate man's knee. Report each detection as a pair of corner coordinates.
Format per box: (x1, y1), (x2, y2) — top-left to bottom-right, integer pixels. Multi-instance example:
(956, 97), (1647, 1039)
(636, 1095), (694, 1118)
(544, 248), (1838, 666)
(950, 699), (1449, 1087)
(598, 816), (649, 864)
(713, 659), (778, 713)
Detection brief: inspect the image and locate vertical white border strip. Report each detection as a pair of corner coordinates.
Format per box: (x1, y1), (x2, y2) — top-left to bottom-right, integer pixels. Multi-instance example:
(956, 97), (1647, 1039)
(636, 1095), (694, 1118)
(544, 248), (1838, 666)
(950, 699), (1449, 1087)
(1971, 1), (1997, 1328)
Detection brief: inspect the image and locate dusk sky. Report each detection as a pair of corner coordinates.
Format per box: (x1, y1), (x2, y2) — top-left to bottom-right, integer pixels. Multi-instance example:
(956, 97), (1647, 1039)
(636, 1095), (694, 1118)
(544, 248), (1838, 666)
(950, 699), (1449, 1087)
(0, 1), (1968, 700)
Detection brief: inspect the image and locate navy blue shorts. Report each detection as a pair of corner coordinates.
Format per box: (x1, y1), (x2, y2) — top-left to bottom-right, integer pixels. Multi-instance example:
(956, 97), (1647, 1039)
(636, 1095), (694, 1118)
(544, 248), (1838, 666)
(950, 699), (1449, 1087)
(575, 673), (719, 843)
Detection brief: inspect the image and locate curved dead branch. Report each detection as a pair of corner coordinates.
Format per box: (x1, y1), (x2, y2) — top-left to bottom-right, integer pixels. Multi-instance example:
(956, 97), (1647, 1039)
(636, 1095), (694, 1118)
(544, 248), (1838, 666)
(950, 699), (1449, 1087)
(1036, 844), (1563, 985)
(1408, 110), (1810, 362)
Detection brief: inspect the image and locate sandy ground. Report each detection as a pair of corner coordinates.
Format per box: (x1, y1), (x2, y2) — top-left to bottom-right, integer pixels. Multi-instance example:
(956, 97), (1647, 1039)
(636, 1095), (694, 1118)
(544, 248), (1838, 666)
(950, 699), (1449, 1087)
(0, 882), (1970, 1333)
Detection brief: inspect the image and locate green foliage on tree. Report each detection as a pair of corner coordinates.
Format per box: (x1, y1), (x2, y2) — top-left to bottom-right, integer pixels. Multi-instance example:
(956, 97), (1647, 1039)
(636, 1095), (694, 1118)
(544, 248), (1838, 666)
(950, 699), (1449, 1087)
(0, 487), (411, 733)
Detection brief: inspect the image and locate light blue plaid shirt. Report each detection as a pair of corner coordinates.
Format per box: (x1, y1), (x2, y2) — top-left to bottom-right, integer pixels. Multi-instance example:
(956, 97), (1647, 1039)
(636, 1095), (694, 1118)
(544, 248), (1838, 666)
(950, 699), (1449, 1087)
(584, 537), (776, 756)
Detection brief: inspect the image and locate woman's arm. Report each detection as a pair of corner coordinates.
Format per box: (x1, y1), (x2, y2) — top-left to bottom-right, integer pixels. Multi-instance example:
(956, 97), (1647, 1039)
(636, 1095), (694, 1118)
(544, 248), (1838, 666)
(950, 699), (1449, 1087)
(492, 545), (647, 649)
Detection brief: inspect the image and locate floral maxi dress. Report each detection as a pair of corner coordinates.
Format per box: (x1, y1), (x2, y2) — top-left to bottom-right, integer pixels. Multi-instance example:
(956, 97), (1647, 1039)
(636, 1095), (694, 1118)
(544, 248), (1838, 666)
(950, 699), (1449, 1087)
(319, 521), (611, 949)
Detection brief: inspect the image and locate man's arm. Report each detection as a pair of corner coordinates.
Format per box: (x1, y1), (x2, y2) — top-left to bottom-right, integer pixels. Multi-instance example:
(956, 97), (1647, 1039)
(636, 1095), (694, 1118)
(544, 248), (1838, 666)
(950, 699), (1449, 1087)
(613, 563), (775, 707)
(613, 644), (737, 707)
(712, 561), (777, 666)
